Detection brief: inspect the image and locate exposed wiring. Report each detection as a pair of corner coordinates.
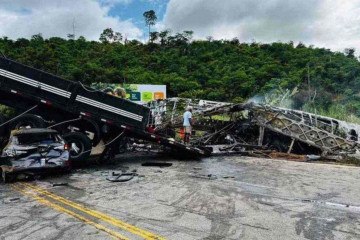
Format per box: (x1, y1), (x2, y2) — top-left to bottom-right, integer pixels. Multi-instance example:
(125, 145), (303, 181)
(78, 81), (100, 93)
(73, 130), (125, 156)
(102, 130), (125, 147)
(47, 117), (82, 129)
(78, 81), (119, 95)
(0, 105), (38, 128)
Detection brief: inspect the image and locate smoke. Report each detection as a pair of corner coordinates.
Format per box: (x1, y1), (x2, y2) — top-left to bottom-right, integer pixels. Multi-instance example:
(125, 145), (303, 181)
(246, 86), (299, 109)
(245, 86), (360, 124)
(246, 95), (264, 104)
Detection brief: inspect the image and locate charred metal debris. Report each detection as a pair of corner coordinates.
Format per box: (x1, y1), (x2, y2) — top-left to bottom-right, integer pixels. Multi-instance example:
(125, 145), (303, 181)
(147, 98), (360, 160)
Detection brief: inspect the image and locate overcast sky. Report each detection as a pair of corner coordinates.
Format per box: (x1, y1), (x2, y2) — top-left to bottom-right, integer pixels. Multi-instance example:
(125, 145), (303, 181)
(0, 0), (359, 51)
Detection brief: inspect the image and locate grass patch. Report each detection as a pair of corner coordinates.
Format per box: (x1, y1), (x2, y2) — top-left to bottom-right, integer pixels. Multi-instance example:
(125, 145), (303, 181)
(303, 103), (360, 124)
(0, 105), (15, 117)
(339, 156), (360, 166)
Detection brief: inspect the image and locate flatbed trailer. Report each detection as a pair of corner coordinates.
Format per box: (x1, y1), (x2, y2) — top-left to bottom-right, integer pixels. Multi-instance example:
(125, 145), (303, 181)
(0, 57), (205, 162)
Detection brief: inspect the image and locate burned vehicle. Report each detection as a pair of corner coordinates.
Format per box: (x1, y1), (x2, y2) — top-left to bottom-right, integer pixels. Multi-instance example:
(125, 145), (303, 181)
(147, 98), (360, 158)
(0, 128), (70, 182)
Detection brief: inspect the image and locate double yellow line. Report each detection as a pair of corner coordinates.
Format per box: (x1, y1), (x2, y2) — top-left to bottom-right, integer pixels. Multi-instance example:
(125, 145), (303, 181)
(12, 183), (165, 240)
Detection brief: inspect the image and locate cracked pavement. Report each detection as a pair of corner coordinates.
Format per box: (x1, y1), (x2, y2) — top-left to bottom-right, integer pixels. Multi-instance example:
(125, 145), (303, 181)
(1, 154), (360, 240)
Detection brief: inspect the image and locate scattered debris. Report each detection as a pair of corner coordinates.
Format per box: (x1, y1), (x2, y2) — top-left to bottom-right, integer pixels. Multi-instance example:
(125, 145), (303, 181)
(269, 152), (307, 162)
(141, 162), (173, 167)
(52, 182), (69, 187)
(222, 176), (235, 179)
(106, 171), (137, 182)
(307, 155), (321, 161)
(323, 155), (345, 161)
(189, 173), (217, 180)
(4, 197), (20, 203)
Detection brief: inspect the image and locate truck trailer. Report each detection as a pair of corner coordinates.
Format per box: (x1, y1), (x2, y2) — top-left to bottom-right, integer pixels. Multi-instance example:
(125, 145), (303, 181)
(0, 57), (205, 164)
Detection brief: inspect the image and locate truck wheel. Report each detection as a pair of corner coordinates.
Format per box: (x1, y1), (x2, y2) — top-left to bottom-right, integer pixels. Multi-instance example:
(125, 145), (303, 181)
(118, 137), (129, 154)
(1, 171), (15, 183)
(11, 114), (46, 130)
(63, 132), (92, 162)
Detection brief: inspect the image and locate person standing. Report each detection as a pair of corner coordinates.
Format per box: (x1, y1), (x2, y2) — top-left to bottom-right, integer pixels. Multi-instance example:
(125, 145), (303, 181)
(183, 106), (193, 144)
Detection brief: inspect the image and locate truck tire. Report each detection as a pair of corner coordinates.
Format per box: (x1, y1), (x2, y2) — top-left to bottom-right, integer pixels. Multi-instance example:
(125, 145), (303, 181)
(1, 170), (15, 183)
(118, 137), (129, 154)
(63, 132), (92, 162)
(11, 114), (46, 130)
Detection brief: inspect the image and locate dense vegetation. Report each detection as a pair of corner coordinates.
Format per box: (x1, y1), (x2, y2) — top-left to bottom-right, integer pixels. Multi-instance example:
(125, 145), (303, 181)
(1, 30), (360, 121)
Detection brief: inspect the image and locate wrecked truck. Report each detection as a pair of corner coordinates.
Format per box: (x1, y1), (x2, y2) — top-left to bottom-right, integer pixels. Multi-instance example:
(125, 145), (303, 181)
(0, 128), (70, 182)
(0, 56), (205, 170)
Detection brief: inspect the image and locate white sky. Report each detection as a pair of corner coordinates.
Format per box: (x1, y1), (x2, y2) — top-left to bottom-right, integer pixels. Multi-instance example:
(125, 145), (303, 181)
(0, 0), (142, 40)
(162, 0), (360, 51)
(1, 0), (360, 51)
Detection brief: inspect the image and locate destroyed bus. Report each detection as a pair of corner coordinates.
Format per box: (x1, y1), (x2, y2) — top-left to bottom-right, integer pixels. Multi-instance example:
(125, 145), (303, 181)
(147, 98), (360, 158)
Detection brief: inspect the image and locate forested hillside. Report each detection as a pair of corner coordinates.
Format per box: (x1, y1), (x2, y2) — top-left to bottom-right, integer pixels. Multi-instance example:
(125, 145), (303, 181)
(1, 30), (360, 120)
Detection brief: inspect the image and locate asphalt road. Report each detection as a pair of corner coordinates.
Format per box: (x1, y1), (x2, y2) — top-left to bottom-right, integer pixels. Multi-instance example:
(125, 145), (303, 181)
(1, 155), (360, 240)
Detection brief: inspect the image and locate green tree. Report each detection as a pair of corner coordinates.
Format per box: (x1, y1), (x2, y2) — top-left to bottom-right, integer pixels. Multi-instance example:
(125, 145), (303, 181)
(150, 31), (159, 43)
(31, 33), (44, 42)
(143, 10), (157, 42)
(1, 30), (360, 121)
(99, 28), (122, 43)
(345, 48), (356, 59)
(67, 34), (75, 40)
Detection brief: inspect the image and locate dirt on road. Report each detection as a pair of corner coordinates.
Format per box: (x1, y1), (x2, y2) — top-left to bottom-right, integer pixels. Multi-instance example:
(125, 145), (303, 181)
(1, 154), (360, 240)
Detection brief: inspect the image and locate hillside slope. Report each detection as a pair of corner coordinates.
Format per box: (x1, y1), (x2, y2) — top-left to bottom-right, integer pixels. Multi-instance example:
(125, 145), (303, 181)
(1, 33), (359, 119)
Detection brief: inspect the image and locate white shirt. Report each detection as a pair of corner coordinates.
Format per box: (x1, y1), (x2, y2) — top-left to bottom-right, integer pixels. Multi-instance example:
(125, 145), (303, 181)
(183, 111), (192, 126)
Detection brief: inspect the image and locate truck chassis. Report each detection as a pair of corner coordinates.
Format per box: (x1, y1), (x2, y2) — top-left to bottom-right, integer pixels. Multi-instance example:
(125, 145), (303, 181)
(0, 57), (205, 165)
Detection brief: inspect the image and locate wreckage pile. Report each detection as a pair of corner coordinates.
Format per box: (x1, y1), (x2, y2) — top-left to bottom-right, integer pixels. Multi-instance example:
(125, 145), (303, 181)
(148, 98), (360, 160)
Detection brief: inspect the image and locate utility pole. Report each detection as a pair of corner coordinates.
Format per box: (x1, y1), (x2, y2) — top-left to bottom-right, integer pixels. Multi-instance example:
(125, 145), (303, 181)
(72, 18), (76, 39)
(307, 63), (311, 101)
(124, 33), (128, 45)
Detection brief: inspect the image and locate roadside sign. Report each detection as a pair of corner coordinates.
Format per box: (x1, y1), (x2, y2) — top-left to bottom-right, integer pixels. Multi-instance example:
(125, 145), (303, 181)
(91, 83), (166, 104)
(141, 92), (153, 102)
(129, 92), (141, 101)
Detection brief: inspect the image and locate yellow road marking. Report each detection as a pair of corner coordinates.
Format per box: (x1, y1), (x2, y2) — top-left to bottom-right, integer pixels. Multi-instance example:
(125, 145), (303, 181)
(19, 182), (165, 240)
(12, 185), (129, 240)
